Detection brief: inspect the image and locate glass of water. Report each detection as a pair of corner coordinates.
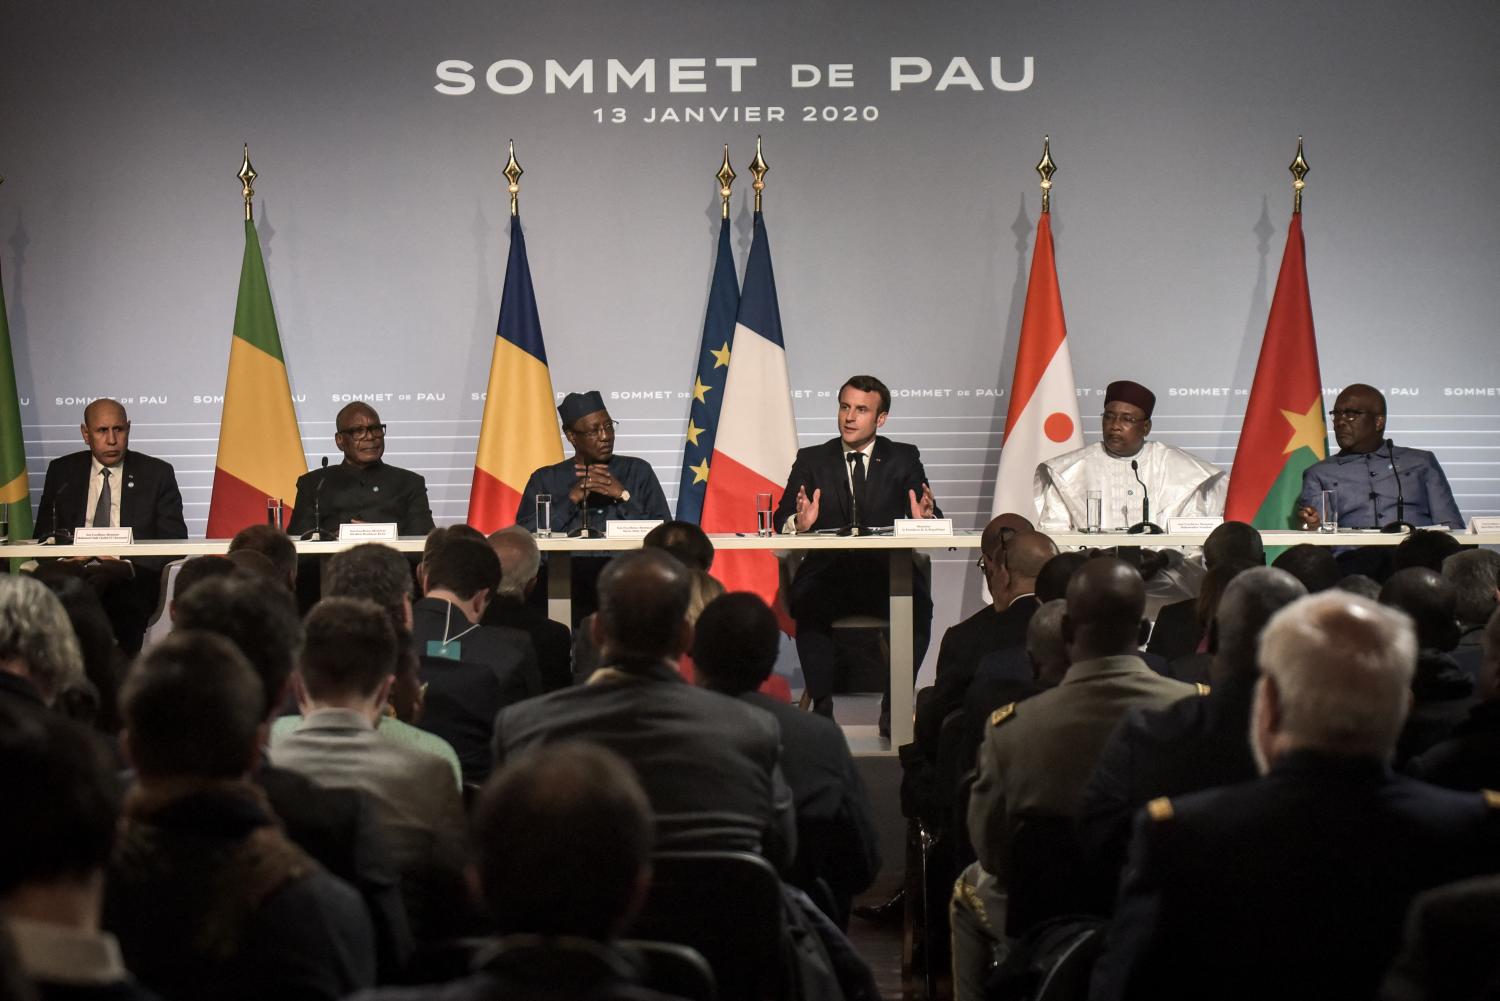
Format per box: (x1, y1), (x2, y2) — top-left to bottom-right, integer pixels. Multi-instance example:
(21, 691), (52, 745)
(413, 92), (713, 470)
(535, 494), (552, 538)
(1319, 490), (1338, 533)
(755, 493), (775, 537)
(1085, 490), (1103, 533)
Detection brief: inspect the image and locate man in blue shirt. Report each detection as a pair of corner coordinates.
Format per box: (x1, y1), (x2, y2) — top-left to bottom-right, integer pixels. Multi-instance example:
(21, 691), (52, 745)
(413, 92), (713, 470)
(1296, 384), (1462, 530)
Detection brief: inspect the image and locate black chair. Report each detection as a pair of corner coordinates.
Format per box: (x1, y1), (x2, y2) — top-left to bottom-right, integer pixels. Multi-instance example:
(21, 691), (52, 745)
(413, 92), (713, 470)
(1004, 813), (1114, 939)
(622, 939), (717, 1001)
(631, 850), (785, 1001)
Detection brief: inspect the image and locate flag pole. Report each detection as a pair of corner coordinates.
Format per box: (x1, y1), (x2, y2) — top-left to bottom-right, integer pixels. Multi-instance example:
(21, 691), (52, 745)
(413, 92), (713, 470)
(748, 136), (768, 212)
(238, 144), (257, 223)
(717, 144), (736, 220)
(504, 140), (523, 217)
(1036, 135), (1056, 213)
(1289, 136), (1309, 214)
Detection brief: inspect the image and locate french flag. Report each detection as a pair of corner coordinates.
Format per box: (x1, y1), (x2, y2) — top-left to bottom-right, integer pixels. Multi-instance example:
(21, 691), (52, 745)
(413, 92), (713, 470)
(700, 209), (797, 603)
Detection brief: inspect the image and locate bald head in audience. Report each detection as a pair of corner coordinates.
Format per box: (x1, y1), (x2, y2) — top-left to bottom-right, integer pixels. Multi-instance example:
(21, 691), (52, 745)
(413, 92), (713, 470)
(1063, 557), (1149, 661)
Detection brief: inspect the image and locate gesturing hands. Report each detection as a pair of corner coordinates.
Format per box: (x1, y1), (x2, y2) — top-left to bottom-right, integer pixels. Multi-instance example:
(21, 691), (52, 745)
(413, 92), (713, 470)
(909, 484), (936, 519)
(794, 485), (822, 533)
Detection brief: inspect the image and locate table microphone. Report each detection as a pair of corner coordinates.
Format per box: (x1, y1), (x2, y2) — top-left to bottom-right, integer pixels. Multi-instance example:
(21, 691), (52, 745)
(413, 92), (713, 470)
(300, 457), (330, 541)
(1381, 438), (1414, 533)
(1126, 460), (1165, 535)
(572, 463), (600, 538)
(41, 481), (73, 544)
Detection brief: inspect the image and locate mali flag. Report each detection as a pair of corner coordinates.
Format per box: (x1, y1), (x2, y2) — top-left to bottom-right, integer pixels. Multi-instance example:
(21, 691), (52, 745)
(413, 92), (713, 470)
(206, 219), (308, 537)
(1225, 213), (1326, 528)
(468, 214), (562, 532)
(0, 253), (32, 542)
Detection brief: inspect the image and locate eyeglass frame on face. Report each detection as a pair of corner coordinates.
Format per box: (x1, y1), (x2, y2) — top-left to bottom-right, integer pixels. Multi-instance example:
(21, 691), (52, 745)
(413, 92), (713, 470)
(337, 423), (387, 440)
(976, 528), (1017, 574)
(1100, 410), (1146, 426)
(571, 420), (620, 440)
(1329, 409), (1378, 422)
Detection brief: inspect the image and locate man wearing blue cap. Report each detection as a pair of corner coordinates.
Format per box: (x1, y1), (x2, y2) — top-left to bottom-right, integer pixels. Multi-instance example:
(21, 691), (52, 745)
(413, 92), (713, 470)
(515, 391), (670, 536)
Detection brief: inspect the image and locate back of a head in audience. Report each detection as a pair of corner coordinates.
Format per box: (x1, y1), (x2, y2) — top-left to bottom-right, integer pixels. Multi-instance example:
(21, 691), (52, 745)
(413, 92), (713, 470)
(296, 598), (399, 710)
(643, 520), (715, 572)
(0, 575), (84, 708)
(172, 575), (303, 720)
(1392, 531), (1465, 575)
(1193, 557), (1262, 633)
(594, 549), (693, 665)
(1379, 567), (1461, 653)
(35, 573), (121, 733)
(471, 742), (653, 941)
(1443, 549), (1500, 629)
(1335, 574), (1382, 600)
(1202, 520), (1265, 569)
(1002, 531), (1059, 591)
(1270, 544), (1341, 593)
(1211, 567), (1307, 682)
(419, 524), (488, 592)
(225, 548), (279, 583)
(325, 542), (415, 628)
(1254, 592), (1416, 769)
(168, 555), (240, 618)
(121, 631), (266, 782)
(692, 593), (779, 695)
(488, 525), (542, 600)
(423, 535), (502, 608)
(1035, 550), (1090, 604)
(1063, 557), (1148, 661)
(1027, 599), (1070, 687)
(228, 524), (298, 591)
(0, 702), (118, 914)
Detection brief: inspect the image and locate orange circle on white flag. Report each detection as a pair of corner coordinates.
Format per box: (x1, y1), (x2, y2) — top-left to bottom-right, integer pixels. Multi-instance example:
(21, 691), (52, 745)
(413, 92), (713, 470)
(1044, 412), (1074, 442)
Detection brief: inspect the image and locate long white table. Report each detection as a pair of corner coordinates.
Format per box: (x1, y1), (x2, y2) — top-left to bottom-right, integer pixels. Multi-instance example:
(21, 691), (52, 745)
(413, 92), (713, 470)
(8, 529), (1498, 747)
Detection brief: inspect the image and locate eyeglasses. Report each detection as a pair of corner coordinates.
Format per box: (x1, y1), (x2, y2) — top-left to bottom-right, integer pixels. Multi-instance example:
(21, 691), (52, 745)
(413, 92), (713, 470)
(1101, 411), (1145, 426)
(338, 423), (387, 439)
(976, 529), (1016, 573)
(573, 420), (619, 440)
(1329, 409), (1377, 422)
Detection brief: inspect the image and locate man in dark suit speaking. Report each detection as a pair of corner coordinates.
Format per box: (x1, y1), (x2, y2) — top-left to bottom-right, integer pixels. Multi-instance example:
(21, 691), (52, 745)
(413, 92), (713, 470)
(33, 397), (187, 651)
(773, 374), (940, 723)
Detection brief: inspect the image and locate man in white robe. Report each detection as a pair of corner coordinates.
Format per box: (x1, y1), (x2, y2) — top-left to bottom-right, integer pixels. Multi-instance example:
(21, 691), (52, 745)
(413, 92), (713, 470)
(1034, 380), (1226, 532)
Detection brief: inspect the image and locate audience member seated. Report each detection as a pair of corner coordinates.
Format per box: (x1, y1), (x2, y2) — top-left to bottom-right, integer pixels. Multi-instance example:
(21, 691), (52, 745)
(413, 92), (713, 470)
(166, 555), (239, 619)
(1089, 591), (1500, 1001)
(0, 575), (85, 713)
(1392, 530), (1466, 575)
(175, 575), (413, 976)
(1077, 566), (1306, 883)
(34, 572), (127, 735)
(348, 742), (691, 1001)
(0, 703), (157, 1000)
(951, 558), (1198, 1001)
(694, 592), (882, 926)
(228, 523), (298, 593)
(495, 549), (796, 867)
(1335, 573), (1383, 600)
(105, 631), (375, 1000)
(270, 598), (470, 944)
(1443, 548), (1500, 681)
(484, 526), (573, 692)
(1405, 606), (1500, 792)
(1146, 521), (1264, 664)
(411, 533), (540, 783)
(1379, 567), (1474, 763)
(1270, 542), (1341, 593)
(224, 547), (279, 582)
(1378, 873), (1500, 1001)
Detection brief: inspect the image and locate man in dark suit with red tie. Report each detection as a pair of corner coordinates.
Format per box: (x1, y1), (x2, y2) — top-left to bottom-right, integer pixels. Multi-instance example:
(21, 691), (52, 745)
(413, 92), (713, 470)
(773, 375), (940, 726)
(33, 398), (187, 651)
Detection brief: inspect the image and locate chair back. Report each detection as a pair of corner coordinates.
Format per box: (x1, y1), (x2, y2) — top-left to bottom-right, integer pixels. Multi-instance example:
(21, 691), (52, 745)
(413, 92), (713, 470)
(1005, 813), (1114, 938)
(621, 939), (717, 1001)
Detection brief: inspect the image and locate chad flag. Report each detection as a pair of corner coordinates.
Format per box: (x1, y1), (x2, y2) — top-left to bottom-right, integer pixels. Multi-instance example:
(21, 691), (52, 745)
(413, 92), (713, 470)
(206, 218), (307, 538)
(468, 214), (562, 531)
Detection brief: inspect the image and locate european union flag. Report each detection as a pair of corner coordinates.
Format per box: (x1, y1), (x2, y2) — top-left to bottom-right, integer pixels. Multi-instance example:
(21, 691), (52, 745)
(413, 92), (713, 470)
(676, 216), (741, 522)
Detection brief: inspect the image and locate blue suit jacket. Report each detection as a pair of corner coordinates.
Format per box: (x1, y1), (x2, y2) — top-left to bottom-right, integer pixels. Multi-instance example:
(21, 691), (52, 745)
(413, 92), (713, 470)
(1298, 444), (1462, 528)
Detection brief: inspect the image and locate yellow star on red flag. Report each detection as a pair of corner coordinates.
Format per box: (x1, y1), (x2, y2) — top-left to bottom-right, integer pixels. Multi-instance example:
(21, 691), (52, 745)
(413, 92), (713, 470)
(1280, 399), (1327, 460)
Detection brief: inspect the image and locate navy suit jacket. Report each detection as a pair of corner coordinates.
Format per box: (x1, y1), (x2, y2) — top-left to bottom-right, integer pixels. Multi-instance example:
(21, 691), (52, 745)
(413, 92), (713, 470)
(33, 449), (187, 541)
(773, 436), (939, 533)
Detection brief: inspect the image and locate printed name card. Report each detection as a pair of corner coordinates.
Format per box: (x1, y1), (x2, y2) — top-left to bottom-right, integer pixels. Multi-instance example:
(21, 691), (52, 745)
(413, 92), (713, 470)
(1470, 517), (1500, 534)
(605, 520), (664, 540)
(73, 527), (134, 544)
(893, 518), (954, 537)
(1166, 517), (1224, 534)
(338, 523), (399, 542)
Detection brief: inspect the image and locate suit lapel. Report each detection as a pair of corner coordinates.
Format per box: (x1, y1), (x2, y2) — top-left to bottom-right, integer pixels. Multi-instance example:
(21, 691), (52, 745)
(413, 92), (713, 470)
(822, 439), (852, 527)
(119, 455), (141, 531)
(866, 437), (890, 522)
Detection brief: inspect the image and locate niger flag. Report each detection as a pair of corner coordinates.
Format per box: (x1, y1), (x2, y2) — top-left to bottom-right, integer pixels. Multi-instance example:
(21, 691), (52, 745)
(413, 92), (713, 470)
(1225, 213), (1326, 528)
(468, 215), (562, 531)
(206, 219), (307, 537)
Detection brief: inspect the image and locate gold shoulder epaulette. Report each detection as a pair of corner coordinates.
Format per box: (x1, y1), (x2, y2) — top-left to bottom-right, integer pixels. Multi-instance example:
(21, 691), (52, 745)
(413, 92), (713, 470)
(1195, 683), (1211, 696)
(1482, 789), (1500, 810)
(989, 703), (1017, 727)
(1146, 797), (1174, 822)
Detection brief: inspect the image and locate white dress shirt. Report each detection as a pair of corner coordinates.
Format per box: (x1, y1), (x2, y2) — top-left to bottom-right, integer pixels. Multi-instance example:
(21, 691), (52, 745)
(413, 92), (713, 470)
(84, 456), (124, 528)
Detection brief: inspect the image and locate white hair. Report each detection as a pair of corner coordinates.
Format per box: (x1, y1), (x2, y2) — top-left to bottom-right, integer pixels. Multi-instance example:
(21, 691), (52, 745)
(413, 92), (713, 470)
(1256, 591), (1415, 761)
(0, 575), (85, 705)
(489, 525), (542, 598)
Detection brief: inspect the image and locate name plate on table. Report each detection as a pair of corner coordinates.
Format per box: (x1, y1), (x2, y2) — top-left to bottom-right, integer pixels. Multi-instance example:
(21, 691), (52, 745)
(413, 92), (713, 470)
(894, 518), (954, 537)
(1167, 517), (1223, 534)
(605, 520), (663, 540)
(73, 527), (134, 544)
(1470, 517), (1500, 534)
(338, 523), (398, 542)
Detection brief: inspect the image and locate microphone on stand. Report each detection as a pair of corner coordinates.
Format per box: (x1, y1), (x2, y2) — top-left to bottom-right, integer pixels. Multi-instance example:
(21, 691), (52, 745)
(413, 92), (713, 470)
(300, 457), (330, 541)
(1126, 460), (1165, 535)
(847, 453), (862, 537)
(572, 463), (600, 538)
(41, 481), (73, 544)
(1381, 439), (1415, 534)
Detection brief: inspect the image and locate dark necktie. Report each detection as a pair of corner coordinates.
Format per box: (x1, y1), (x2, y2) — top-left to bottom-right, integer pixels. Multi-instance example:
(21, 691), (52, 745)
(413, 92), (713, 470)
(93, 468), (112, 528)
(848, 451), (867, 529)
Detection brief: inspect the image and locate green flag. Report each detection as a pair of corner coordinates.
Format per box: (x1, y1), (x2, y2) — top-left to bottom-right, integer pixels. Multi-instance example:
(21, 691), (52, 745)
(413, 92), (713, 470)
(0, 258), (32, 542)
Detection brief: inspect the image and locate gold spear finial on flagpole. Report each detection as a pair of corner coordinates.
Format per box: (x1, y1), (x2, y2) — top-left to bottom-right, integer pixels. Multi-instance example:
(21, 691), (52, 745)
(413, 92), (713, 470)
(748, 136), (768, 213)
(716, 145), (736, 220)
(238, 144), (257, 222)
(1036, 136), (1056, 214)
(503, 140), (523, 218)
(1289, 137), (1309, 215)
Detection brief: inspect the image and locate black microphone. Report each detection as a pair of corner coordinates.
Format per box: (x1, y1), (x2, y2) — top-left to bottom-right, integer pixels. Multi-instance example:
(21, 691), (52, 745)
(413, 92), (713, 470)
(300, 457), (330, 541)
(847, 453), (862, 536)
(1382, 438), (1414, 534)
(572, 462), (599, 538)
(42, 480), (73, 544)
(1126, 459), (1164, 535)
